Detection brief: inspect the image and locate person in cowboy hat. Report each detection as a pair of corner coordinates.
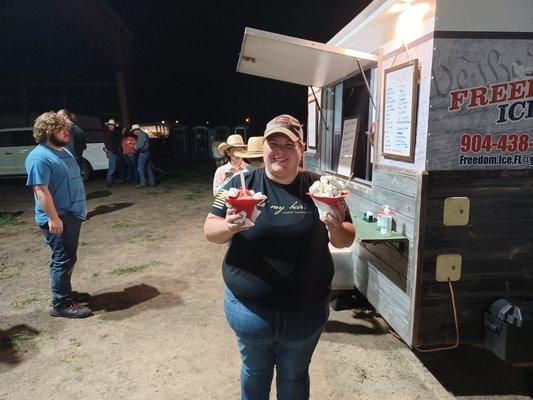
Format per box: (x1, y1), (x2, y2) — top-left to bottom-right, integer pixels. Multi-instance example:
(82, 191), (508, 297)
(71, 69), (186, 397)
(211, 135), (227, 168)
(233, 136), (265, 170)
(103, 119), (121, 186)
(131, 124), (155, 187)
(218, 136), (265, 192)
(212, 133), (248, 196)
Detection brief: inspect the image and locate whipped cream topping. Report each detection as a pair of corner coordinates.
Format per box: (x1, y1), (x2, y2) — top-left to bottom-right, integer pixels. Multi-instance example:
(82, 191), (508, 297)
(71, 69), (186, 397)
(309, 175), (347, 197)
(225, 187), (266, 200)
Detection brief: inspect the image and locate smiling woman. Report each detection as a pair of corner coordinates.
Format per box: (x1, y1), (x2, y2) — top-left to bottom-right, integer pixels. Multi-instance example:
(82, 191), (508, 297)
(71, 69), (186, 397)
(263, 133), (302, 183)
(204, 113), (355, 399)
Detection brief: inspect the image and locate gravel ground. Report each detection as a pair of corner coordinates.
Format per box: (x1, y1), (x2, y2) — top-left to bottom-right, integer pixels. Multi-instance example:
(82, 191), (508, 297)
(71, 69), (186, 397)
(1, 163), (531, 399)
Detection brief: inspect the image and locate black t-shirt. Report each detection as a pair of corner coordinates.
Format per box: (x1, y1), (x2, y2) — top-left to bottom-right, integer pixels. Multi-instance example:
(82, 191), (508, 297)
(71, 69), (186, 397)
(210, 168), (352, 306)
(66, 123), (86, 160)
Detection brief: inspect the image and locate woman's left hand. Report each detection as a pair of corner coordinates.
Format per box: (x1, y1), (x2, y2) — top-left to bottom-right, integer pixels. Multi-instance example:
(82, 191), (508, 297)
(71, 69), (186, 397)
(323, 200), (347, 232)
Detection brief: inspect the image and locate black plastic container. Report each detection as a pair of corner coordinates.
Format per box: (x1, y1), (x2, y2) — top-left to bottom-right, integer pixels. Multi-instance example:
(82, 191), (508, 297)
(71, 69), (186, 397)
(484, 298), (533, 363)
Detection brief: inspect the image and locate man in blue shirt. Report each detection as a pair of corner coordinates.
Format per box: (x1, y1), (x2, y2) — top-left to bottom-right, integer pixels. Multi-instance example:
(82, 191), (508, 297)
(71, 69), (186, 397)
(132, 124), (155, 187)
(25, 112), (91, 318)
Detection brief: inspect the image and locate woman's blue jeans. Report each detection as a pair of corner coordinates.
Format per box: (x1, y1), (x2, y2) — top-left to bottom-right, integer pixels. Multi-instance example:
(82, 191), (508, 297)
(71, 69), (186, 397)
(41, 213), (82, 308)
(224, 287), (330, 400)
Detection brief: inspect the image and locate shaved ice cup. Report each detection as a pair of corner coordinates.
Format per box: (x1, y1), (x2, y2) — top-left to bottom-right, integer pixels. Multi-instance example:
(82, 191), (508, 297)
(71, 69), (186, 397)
(308, 193), (348, 221)
(225, 197), (264, 227)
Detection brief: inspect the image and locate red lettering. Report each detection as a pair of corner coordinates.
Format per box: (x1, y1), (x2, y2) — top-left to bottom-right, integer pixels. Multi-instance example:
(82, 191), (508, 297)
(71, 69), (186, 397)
(449, 89), (468, 111)
(509, 80), (527, 101)
(468, 86), (489, 108)
(490, 82), (508, 104)
(527, 78), (533, 98)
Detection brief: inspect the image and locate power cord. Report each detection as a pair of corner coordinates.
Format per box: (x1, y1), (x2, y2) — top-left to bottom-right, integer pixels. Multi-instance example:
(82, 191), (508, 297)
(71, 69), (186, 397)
(414, 278), (460, 352)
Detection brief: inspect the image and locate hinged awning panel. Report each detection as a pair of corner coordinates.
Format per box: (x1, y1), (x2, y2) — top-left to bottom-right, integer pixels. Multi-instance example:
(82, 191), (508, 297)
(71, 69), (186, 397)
(236, 28), (378, 88)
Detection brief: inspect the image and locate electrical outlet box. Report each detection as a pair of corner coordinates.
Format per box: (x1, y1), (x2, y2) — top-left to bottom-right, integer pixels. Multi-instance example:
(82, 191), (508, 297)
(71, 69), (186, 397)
(436, 254), (462, 282)
(443, 197), (470, 226)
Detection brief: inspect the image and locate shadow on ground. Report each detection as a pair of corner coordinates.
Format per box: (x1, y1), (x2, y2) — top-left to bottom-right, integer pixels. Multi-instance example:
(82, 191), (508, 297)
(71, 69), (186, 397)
(320, 308), (391, 347)
(88, 283), (183, 320)
(0, 210), (24, 218)
(0, 324), (40, 365)
(323, 319), (387, 336)
(86, 202), (134, 219)
(86, 190), (112, 200)
(416, 344), (533, 398)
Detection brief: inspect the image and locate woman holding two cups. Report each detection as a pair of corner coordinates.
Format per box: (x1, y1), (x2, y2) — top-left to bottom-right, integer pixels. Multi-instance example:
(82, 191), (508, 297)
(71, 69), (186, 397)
(204, 114), (355, 400)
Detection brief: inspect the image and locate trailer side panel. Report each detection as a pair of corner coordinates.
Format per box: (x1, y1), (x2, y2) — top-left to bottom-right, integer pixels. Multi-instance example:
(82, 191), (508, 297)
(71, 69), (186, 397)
(414, 170), (533, 347)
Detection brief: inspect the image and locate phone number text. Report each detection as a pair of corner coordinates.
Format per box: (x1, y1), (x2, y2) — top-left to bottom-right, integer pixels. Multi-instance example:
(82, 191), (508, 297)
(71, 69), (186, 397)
(460, 133), (532, 153)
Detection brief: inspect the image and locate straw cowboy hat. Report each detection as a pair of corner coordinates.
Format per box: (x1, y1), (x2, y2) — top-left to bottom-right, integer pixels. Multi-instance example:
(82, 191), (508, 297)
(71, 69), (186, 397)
(217, 134), (246, 156)
(130, 124), (140, 131)
(105, 119), (117, 126)
(234, 136), (264, 159)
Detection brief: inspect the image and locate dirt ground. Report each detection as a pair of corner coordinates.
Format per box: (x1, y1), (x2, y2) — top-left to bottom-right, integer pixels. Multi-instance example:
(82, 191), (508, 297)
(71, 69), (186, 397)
(1, 162), (531, 400)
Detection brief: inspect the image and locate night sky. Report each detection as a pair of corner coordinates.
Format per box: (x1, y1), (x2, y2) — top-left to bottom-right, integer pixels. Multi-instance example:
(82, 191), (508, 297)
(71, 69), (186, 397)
(106, 0), (372, 131)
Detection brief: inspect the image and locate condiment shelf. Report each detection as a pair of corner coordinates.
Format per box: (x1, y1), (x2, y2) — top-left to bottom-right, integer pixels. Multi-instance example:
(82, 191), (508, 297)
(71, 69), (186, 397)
(351, 212), (408, 244)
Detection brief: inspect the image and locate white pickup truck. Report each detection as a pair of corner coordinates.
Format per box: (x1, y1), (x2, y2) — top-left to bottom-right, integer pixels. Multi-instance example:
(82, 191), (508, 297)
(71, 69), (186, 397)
(0, 117), (108, 182)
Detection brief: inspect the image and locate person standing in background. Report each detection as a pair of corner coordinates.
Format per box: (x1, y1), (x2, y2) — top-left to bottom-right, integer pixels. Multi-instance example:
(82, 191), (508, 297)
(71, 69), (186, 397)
(212, 134), (248, 196)
(121, 127), (138, 183)
(103, 119), (121, 187)
(211, 136), (227, 168)
(233, 136), (265, 171)
(219, 136), (264, 192)
(132, 124), (155, 187)
(57, 109), (86, 165)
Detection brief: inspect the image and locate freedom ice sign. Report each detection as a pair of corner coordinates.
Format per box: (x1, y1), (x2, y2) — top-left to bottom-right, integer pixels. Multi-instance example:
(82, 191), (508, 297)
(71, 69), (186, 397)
(427, 38), (533, 170)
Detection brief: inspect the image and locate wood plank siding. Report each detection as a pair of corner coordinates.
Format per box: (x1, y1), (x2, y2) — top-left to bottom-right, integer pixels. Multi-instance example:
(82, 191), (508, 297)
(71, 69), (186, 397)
(299, 163), (423, 346)
(303, 153), (320, 173)
(414, 170), (533, 347)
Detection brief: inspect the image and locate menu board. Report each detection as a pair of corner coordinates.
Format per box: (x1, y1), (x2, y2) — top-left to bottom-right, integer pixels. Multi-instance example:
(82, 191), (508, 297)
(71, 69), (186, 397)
(382, 59), (418, 162)
(337, 117), (360, 177)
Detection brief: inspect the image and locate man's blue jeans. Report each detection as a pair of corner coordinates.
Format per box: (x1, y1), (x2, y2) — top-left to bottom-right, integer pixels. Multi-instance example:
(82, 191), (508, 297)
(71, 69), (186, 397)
(224, 287), (330, 400)
(106, 152), (118, 184)
(137, 151), (155, 186)
(41, 213), (82, 309)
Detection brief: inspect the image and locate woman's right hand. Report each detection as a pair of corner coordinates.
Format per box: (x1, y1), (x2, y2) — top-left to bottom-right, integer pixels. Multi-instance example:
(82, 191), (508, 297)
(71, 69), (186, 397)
(226, 206), (250, 234)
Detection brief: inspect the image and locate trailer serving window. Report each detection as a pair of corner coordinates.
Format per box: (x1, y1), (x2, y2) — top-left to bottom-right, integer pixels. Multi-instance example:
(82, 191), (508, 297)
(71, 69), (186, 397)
(320, 67), (376, 181)
(236, 28), (378, 172)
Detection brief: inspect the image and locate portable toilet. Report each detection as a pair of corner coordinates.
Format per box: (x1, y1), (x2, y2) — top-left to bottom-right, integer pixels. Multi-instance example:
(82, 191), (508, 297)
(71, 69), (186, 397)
(191, 126), (210, 160)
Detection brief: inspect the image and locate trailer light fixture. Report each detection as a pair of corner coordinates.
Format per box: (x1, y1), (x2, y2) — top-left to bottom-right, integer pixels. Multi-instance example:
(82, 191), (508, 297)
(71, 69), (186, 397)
(395, 2), (431, 45)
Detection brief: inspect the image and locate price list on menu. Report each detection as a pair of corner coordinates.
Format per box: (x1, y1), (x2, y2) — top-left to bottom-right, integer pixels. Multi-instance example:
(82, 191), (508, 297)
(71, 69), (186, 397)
(383, 61), (417, 160)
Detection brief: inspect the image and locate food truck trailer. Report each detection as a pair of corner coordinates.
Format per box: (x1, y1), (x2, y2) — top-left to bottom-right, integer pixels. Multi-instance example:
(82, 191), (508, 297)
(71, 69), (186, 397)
(237, 0), (533, 361)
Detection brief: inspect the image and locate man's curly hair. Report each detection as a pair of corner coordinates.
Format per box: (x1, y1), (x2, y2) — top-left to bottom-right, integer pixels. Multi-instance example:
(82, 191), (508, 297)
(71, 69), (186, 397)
(33, 112), (67, 144)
